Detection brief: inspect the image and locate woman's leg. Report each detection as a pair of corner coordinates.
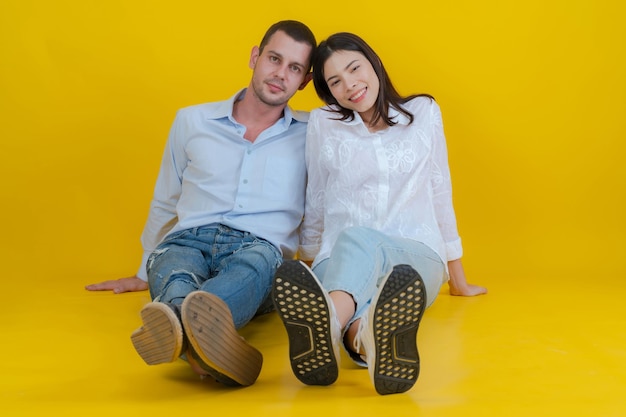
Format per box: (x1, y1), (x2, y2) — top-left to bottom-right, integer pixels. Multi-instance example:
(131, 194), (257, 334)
(318, 226), (445, 322)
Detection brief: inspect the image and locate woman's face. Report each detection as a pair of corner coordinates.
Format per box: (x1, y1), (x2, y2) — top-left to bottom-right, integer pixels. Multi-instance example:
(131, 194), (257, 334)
(323, 49), (380, 121)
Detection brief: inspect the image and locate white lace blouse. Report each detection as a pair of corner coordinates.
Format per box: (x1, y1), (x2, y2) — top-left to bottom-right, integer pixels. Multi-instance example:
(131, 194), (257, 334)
(299, 96), (463, 273)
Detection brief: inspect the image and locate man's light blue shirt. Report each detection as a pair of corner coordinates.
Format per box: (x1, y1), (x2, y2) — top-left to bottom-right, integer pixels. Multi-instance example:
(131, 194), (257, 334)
(137, 89), (308, 280)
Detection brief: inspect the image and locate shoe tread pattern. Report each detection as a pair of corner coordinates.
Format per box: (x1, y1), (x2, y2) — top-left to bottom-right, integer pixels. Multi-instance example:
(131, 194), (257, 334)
(272, 261), (338, 386)
(131, 303), (183, 365)
(182, 291), (263, 387)
(372, 264), (426, 395)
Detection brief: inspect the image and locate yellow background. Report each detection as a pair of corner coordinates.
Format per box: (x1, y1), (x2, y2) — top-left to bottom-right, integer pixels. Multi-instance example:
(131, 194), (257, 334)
(1, 1), (626, 415)
(2, 0), (624, 284)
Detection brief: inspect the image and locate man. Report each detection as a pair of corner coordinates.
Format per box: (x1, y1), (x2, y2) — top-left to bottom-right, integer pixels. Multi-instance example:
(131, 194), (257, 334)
(86, 20), (316, 387)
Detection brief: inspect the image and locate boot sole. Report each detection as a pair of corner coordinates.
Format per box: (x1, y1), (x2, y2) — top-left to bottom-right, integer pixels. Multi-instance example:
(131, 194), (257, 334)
(370, 264), (426, 395)
(130, 302), (183, 365)
(272, 260), (339, 386)
(181, 291), (263, 387)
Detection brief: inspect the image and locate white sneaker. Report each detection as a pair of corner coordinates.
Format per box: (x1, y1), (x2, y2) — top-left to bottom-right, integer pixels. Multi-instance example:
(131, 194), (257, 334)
(354, 264), (426, 395)
(272, 260), (341, 385)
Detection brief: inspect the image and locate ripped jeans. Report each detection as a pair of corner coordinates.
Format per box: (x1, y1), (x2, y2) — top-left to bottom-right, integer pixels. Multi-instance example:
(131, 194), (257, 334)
(146, 224), (282, 329)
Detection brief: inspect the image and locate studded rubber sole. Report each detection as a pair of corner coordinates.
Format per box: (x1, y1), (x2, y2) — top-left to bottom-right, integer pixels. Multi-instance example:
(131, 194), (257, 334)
(130, 302), (183, 365)
(272, 260), (339, 386)
(369, 264), (426, 395)
(181, 291), (263, 387)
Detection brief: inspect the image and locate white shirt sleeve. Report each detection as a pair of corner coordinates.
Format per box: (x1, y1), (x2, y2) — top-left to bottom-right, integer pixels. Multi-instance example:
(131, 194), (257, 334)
(430, 101), (463, 261)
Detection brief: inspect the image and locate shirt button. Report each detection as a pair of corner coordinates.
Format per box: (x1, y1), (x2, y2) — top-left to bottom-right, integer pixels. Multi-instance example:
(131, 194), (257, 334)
(243, 179), (248, 184)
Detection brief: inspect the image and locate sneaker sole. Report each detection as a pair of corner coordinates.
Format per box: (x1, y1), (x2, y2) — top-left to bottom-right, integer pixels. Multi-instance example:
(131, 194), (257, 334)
(370, 264), (426, 395)
(272, 260), (339, 386)
(131, 302), (183, 365)
(181, 291), (263, 387)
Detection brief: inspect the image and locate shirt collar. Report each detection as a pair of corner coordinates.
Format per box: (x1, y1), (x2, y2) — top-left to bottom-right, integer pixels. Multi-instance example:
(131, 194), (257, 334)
(388, 105), (412, 126)
(326, 104), (411, 127)
(207, 88), (308, 126)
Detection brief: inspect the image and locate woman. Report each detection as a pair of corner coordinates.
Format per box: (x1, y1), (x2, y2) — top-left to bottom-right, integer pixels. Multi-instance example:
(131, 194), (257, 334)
(272, 32), (487, 395)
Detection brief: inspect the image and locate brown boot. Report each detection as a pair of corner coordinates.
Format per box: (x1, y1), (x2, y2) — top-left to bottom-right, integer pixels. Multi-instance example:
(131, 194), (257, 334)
(131, 302), (185, 365)
(181, 291), (263, 386)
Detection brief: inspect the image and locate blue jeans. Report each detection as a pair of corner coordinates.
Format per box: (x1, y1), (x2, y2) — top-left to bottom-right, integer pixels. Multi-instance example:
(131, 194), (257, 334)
(146, 224), (282, 329)
(313, 226), (446, 326)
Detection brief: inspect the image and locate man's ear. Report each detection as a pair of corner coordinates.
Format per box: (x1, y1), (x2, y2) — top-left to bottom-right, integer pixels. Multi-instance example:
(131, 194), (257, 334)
(298, 72), (313, 90)
(249, 46), (260, 69)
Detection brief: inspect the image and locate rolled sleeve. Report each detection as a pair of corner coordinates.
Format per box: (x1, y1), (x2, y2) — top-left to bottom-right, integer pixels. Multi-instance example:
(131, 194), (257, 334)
(445, 237), (463, 261)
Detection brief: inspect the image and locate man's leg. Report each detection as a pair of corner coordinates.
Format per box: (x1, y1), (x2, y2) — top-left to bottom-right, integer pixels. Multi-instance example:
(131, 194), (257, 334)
(132, 230), (209, 365)
(199, 229), (282, 328)
(181, 226), (282, 386)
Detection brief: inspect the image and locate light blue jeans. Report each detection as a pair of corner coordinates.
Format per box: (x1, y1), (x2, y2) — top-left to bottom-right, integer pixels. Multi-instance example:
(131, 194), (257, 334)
(313, 226), (446, 328)
(146, 224), (282, 329)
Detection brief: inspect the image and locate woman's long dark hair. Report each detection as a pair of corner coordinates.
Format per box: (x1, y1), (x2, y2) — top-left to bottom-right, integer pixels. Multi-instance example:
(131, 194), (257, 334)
(312, 32), (433, 126)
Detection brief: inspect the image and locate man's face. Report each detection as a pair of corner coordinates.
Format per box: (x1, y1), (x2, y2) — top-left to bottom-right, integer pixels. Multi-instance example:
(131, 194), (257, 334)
(249, 30), (312, 107)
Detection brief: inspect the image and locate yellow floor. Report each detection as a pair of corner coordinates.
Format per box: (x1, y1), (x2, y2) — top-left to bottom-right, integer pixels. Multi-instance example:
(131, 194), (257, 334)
(2, 270), (625, 417)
